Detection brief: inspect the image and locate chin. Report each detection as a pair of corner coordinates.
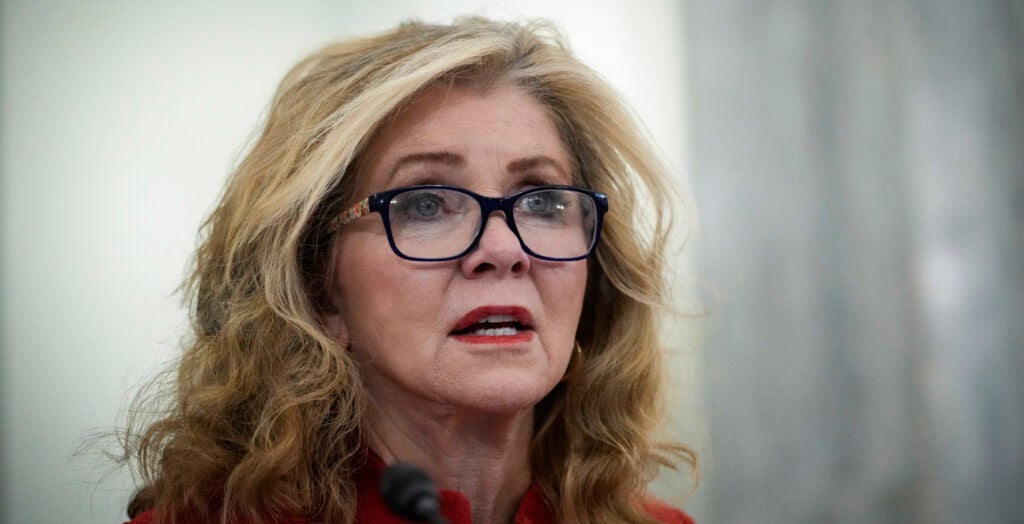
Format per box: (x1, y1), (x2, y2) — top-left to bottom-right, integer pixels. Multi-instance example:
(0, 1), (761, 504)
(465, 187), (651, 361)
(450, 374), (557, 415)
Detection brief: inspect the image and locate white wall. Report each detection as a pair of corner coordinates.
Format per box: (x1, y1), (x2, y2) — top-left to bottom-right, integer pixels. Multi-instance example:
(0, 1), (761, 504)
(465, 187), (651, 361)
(0, 2), (692, 522)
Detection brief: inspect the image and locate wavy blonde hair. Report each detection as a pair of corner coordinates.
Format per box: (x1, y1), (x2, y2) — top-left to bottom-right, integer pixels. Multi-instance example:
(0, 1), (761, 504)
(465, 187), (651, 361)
(123, 16), (697, 524)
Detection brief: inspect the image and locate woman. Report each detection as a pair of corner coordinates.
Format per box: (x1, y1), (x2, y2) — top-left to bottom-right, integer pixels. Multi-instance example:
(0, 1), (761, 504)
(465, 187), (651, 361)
(123, 16), (697, 524)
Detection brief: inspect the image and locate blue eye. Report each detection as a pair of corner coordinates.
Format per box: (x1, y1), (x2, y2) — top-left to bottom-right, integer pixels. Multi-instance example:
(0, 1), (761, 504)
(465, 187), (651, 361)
(413, 196), (441, 217)
(519, 191), (568, 218)
(523, 194), (552, 213)
(394, 192), (447, 220)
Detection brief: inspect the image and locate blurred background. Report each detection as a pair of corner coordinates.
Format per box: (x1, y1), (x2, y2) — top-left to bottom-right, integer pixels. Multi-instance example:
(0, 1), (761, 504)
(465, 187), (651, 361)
(1, 1), (1020, 523)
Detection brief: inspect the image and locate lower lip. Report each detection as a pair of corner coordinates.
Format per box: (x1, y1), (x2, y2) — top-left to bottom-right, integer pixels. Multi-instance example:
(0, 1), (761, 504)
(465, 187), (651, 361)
(451, 331), (534, 344)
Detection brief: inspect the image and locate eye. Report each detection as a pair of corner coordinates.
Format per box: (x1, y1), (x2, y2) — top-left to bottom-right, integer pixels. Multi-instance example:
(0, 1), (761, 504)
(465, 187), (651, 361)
(519, 190), (570, 217)
(523, 193), (554, 213)
(412, 195), (442, 217)
(393, 191), (448, 220)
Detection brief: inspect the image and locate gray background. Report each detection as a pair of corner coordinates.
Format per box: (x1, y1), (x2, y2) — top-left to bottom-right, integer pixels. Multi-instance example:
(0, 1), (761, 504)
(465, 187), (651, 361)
(2, 1), (1021, 523)
(690, 1), (1023, 522)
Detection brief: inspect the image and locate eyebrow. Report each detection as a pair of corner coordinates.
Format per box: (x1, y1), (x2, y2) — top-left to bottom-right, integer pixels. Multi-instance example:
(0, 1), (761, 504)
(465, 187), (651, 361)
(387, 151), (570, 185)
(389, 151), (465, 179)
(506, 156), (569, 179)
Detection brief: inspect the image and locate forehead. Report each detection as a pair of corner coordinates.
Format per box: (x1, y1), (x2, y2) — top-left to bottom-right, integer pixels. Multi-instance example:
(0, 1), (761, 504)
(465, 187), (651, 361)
(353, 82), (572, 194)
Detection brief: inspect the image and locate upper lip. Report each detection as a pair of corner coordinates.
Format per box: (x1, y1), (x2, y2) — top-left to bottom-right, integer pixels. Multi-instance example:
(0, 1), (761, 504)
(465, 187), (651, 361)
(451, 305), (533, 333)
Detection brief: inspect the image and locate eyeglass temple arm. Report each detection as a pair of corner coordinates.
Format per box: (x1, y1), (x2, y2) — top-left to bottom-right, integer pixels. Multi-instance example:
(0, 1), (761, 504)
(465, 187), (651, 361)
(329, 197), (372, 231)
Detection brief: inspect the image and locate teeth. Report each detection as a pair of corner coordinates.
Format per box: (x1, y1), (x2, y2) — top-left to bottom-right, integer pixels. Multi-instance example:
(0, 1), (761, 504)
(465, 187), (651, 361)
(472, 326), (519, 336)
(478, 314), (515, 324)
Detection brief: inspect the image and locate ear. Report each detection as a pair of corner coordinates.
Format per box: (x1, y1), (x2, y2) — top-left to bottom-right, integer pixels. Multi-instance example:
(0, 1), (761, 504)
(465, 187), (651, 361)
(323, 311), (349, 345)
(322, 280), (350, 345)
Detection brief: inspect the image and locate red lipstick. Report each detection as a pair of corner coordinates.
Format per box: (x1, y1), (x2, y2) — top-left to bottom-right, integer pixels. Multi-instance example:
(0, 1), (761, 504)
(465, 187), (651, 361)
(450, 306), (534, 344)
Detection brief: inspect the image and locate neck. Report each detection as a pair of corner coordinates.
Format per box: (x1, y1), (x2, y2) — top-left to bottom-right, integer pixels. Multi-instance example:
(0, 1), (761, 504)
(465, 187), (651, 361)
(363, 393), (534, 524)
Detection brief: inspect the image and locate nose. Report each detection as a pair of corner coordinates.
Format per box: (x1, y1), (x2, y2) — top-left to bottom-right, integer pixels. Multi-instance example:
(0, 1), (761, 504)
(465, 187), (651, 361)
(458, 213), (531, 277)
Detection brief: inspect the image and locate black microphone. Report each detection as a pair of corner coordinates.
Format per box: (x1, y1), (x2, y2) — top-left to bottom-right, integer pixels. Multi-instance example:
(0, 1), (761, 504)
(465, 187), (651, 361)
(380, 462), (448, 524)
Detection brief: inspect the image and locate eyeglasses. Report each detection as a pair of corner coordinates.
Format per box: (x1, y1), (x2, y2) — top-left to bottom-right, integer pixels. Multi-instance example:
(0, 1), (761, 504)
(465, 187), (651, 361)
(330, 184), (608, 262)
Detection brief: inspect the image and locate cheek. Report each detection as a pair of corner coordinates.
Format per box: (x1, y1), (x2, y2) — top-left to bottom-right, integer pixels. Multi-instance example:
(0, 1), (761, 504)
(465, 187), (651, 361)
(541, 263), (589, 336)
(334, 237), (449, 345)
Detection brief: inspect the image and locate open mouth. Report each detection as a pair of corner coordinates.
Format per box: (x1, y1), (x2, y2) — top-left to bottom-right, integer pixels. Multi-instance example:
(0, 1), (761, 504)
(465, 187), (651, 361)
(450, 307), (535, 342)
(450, 314), (530, 337)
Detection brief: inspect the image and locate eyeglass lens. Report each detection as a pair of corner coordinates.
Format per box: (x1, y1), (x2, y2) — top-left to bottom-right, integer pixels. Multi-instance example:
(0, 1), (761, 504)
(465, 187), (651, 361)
(386, 188), (597, 260)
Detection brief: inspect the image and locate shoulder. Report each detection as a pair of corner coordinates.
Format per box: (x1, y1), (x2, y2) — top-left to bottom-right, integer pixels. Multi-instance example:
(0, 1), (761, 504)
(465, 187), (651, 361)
(642, 498), (696, 524)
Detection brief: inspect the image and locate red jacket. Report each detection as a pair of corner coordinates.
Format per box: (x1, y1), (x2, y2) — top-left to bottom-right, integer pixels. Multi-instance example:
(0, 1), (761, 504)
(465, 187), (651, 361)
(126, 452), (694, 524)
